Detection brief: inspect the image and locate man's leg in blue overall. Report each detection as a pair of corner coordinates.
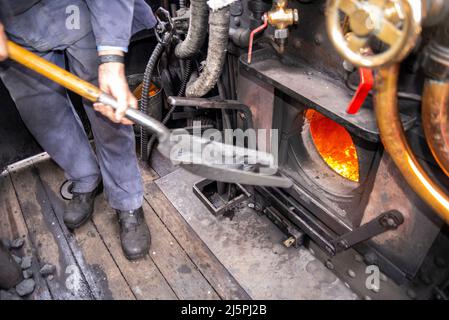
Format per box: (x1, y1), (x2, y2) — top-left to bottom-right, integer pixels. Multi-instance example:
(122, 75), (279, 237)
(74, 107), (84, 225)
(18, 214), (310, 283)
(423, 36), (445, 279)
(0, 32), (151, 260)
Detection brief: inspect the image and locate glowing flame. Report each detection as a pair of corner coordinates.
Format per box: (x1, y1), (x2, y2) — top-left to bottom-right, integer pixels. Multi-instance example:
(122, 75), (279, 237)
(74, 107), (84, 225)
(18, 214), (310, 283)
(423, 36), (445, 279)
(305, 109), (359, 182)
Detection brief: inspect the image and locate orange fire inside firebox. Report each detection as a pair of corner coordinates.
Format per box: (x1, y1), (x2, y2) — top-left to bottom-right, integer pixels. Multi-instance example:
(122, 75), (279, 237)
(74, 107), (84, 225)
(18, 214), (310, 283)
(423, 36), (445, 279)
(305, 109), (359, 182)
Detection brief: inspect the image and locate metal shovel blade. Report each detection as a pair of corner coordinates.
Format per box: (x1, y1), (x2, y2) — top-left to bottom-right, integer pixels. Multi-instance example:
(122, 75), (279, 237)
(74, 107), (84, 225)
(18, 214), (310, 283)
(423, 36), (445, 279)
(110, 99), (292, 188)
(159, 133), (293, 188)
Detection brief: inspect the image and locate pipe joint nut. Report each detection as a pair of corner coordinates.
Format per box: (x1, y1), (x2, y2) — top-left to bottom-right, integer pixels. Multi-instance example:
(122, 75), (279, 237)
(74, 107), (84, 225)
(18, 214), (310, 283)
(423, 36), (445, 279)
(422, 42), (449, 81)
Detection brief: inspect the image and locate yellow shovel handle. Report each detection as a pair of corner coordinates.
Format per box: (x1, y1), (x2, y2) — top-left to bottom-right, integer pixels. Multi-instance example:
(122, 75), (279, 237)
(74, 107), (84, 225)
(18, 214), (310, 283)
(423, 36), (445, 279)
(6, 40), (171, 141)
(6, 40), (101, 102)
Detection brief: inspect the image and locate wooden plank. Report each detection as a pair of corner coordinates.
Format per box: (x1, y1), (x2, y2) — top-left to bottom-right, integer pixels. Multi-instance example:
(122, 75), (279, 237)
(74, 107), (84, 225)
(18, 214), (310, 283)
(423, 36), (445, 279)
(142, 200), (219, 300)
(36, 159), (176, 299)
(140, 167), (251, 300)
(8, 162), (93, 299)
(141, 157), (219, 300)
(34, 160), (135, 300)
(38, 159), (217, 299)
(0, 173), (51, 300)
(90, 194), (178, 300)
(140, 162), (219, 299)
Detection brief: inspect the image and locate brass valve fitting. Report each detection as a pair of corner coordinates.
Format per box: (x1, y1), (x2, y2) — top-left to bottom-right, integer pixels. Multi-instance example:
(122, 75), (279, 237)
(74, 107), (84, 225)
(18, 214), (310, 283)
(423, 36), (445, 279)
(266, 0), (299, 53)
(267, 0), (299, 33)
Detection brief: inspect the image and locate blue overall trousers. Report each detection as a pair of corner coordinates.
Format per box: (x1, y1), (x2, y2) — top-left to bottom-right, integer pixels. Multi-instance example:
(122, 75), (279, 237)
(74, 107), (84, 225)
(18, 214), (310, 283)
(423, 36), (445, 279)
(0, 0), (156, 211)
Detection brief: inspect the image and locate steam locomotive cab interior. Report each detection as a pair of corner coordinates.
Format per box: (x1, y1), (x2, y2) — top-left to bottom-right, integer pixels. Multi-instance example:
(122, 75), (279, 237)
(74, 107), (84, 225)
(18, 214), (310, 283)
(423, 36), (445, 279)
(1, 0), (449, 300)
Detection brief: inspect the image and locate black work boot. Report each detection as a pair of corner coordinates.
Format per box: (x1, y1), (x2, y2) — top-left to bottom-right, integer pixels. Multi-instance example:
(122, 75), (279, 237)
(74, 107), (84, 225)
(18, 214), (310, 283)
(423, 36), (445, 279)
(117, 207), (151, 260)
(63, 183), (103, 229)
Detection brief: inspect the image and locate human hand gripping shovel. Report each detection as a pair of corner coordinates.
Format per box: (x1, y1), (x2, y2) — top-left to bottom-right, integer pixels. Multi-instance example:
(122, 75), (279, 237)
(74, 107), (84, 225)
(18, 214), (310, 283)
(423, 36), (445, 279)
(6, 41), (292, 188)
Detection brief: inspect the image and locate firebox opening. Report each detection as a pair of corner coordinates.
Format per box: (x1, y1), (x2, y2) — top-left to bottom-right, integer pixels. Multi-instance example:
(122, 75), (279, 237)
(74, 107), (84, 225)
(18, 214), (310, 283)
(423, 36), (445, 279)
(304, 109), (360, 182)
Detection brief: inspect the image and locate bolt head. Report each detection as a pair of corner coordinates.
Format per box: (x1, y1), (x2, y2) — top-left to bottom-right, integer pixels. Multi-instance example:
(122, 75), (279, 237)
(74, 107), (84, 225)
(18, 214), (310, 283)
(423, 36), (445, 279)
(325, 260), (334, 270)
(386, 218), (396, 227)
(314, 34), (323, 45)
(347, 269), (356, 278)
(274, 28), (288, 39)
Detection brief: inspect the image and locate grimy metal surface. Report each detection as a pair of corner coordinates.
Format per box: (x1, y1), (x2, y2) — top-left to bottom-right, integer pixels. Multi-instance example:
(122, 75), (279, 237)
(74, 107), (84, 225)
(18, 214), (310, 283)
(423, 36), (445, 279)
(361, 153), (443, 278)
(156, 167), (357, 299)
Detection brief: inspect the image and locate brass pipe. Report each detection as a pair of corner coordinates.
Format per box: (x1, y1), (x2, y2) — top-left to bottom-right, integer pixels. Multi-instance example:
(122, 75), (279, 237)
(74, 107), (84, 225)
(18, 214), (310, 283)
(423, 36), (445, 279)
(374, 64), (449, 224)
(422, 80), (449, 177)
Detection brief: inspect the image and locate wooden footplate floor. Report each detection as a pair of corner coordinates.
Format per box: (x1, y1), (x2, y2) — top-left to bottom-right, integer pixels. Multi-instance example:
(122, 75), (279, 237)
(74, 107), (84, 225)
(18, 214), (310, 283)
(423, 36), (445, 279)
(0, 153), (355, 300)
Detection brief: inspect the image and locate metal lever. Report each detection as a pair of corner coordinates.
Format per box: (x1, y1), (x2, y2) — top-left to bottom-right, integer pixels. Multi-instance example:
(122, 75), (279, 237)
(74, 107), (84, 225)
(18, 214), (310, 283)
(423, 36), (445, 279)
(346, 67), (373, 114)
(168, 96), (254, 128)
(248, 14), (268, 64)
(331, 210), (404, 253)
(154, 7), (174, 45)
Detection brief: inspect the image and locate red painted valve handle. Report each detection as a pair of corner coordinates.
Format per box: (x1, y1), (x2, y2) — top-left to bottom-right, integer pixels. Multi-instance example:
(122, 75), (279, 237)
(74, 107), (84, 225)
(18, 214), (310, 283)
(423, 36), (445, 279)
(247, 14), (268, 64)
(346, 67), (374, 114)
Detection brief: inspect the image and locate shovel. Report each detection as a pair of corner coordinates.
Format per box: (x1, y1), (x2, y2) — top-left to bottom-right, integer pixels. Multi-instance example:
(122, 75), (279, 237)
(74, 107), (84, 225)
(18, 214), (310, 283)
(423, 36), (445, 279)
(6, 41), (292, 188)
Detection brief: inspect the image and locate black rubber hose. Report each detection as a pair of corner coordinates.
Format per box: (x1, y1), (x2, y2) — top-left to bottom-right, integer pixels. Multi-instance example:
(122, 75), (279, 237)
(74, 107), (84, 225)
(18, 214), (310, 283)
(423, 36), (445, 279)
(140, 29), (173, 160)
(140, 42), (164, 160)
(145, 60), (192, 160)
(177, 59), (192, 97)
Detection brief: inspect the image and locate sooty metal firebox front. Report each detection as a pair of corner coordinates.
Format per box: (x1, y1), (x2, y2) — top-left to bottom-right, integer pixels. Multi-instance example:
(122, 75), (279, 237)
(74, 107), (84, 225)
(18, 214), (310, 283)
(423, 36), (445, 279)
(237, 48), (447, 298)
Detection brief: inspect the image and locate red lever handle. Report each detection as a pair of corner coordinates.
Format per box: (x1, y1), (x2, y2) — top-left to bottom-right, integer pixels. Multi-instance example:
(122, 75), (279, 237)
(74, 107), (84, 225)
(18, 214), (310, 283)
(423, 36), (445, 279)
(346, 68), (374, 114)
(248, 14), (268, 64)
